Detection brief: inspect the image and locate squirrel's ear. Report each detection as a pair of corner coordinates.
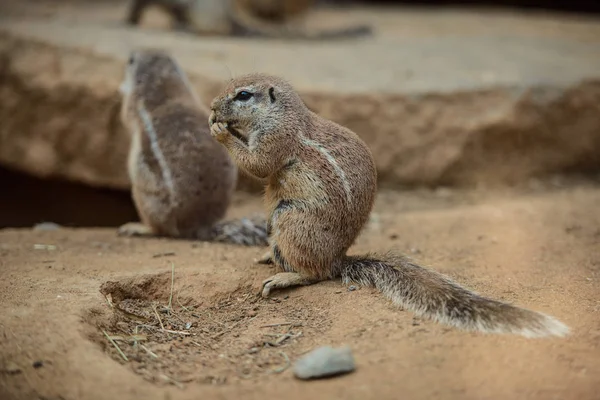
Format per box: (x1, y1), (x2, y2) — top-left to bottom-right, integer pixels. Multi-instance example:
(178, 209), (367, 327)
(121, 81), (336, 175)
(269, 87), (276, 103)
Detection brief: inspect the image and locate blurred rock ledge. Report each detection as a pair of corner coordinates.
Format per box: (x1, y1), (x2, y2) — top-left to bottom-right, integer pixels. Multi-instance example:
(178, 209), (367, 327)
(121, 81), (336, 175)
(1, 3), (599, 193)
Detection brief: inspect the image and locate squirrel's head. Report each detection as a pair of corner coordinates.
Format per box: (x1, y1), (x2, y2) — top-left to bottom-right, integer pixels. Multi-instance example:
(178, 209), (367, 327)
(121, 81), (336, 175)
(210, 73), (307, 138)
(120, 50), (178, 97)
(120, 49), (196, 116)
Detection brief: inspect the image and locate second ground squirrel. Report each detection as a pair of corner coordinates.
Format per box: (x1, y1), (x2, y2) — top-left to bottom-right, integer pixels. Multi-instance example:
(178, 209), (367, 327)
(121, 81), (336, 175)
(208, 73), (569, 338)
(118, 50), (268, 246)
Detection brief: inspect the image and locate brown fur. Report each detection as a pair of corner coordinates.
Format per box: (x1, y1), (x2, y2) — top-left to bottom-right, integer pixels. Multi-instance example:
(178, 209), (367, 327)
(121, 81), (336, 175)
(118, 50), (268, 246)
(125, 0), (372, 40)
(208, 73), (570, 338)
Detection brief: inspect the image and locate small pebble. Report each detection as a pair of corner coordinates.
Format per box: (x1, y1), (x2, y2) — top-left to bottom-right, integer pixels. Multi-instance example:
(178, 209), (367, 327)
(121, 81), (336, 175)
(434, 187), (452, 198)
(347, 285), (357, 292)
(32, 360), (44, 369)
(33, 222), (61, 231)
(33, 244), (57, 251)
(293, 346), (355, 380)
(3, 361), (21, 375)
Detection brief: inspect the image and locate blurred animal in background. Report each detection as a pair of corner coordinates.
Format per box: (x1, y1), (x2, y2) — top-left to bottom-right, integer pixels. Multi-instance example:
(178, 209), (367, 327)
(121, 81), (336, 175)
(118, 49), (269, 246)
(125, 0), (372, 40)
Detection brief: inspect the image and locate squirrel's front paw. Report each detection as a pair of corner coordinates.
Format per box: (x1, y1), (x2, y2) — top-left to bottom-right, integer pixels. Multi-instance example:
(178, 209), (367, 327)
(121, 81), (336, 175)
(210, 121), (230, 143)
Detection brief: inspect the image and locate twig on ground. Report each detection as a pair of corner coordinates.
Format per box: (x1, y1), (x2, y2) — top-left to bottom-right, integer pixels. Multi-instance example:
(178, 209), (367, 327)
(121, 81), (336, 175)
(152, 303), (165, 330)
(263, 331), (302, 347)
(260, 322), (301, 328)
(162, 329), (191, 335)
(114, 306), (149, 323)
(133, 326), (139, 349)
(137, 324), (192, 336)
(104, 294), (114, 308)
(268, 352), (290, 374)
(176, 285), (195, 313)
(211, 330), (227, 340)
(107, 334), (147, 343)
(168, 262), (175, 310)
(141, 344), (158, 359)
(103, 330), (128, 362)
(160, 374), (185, 389)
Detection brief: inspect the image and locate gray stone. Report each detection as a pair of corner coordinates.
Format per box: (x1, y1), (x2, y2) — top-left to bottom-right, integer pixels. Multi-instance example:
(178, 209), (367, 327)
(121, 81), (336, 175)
(293, 346), (355, 380)
(33, 222), (62, 231)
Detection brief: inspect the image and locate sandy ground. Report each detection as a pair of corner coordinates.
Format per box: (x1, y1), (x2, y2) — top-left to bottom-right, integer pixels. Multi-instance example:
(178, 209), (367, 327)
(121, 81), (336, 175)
(1, 181), (599, 400)
(1, 2), (599, 399)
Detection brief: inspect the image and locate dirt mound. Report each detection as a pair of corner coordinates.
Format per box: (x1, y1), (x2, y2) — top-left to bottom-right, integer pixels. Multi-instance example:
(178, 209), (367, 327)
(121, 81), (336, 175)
(87, 273), (332, 386)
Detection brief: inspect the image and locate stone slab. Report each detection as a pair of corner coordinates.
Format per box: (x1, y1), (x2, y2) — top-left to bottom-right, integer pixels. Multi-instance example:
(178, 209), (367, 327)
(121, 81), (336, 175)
(1, 2), (599, 190)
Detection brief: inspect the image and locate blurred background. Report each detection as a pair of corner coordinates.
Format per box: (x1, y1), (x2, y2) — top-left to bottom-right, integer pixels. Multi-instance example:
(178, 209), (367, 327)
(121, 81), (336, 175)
(1, 0), (599, 228)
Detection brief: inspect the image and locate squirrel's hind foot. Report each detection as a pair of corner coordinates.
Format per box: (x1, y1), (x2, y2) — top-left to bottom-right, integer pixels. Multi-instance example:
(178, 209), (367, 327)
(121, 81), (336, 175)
(261, 272), (319, 298)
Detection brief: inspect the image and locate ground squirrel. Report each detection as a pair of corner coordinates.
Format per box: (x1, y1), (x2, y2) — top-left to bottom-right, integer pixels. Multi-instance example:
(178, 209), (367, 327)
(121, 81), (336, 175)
(208, 73), (569, 338)
(125, 0), (372, 40)
(118, 50), (268, 246)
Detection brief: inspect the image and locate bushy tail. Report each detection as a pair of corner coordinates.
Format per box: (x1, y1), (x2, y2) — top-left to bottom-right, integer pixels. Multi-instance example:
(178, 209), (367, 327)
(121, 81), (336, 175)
(340, 253), (569, 338)
(210, 215), (269, 246)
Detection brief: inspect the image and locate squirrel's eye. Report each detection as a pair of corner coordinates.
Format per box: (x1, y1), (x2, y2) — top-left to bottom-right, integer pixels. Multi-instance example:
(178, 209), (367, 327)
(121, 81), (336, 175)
(234, 91), (253, 101)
